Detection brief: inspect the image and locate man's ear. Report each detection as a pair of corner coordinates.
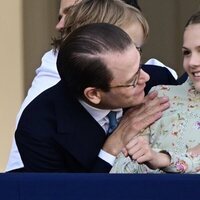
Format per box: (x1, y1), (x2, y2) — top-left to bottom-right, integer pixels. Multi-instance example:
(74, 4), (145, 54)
(83, 87), (101, 104)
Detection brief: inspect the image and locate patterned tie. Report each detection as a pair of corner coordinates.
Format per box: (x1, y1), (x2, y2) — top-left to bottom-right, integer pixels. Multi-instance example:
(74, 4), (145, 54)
(107, 111), (118, 135)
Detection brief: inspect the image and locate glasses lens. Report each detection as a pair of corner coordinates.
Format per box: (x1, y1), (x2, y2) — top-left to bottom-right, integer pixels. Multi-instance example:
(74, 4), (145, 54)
(133, 68), (141, 87)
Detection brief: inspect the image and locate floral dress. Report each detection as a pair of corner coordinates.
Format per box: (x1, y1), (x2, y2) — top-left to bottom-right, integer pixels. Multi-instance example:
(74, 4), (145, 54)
(110, 78), (200, 173)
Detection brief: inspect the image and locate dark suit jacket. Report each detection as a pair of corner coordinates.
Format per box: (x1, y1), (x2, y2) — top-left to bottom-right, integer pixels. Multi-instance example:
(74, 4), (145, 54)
(15, 64), (179, 173)
(15, 81), (111, 172)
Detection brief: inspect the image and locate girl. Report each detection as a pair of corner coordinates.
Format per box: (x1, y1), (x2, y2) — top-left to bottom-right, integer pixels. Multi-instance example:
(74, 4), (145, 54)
(111, 11), (200, 174)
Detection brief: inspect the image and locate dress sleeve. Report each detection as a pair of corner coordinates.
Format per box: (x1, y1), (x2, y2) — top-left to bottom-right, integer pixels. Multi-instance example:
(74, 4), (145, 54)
(155, 149), (200, 173)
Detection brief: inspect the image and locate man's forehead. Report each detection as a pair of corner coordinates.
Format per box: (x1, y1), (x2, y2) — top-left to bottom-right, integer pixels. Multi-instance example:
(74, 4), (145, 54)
(100, 46), (139, 68)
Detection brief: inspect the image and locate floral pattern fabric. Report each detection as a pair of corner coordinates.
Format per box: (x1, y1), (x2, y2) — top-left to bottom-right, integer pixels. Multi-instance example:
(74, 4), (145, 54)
(110, 78), (200, 173)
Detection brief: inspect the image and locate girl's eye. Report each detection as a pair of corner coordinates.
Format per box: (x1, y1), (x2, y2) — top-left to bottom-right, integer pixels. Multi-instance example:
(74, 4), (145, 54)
(182, 49), (191, 56)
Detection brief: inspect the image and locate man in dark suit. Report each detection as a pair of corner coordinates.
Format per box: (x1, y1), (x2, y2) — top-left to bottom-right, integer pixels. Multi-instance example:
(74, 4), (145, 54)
(15, 23), (170, 172)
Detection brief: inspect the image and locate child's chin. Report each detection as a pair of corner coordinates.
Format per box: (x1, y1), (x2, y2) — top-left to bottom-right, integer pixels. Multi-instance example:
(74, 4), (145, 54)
(194, 85), (200, 92)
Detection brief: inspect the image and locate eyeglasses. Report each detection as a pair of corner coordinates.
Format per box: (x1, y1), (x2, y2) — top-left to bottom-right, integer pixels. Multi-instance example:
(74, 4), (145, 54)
(109, 65), (141, 89)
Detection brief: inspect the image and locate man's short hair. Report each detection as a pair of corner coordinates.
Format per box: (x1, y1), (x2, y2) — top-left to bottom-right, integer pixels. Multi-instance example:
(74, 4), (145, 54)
(57, 23), (133, 99)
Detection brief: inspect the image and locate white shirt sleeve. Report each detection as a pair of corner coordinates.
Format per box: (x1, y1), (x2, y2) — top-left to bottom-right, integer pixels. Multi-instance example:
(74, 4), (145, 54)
(98, 149), (116, 166)
(5, 49), (60, 172)
(16, 49), (60, 125)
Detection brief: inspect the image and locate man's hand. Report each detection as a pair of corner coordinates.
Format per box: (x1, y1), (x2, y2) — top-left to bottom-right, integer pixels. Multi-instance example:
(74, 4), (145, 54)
(120, 91), (169, 142)
(102, 91), (170, 156)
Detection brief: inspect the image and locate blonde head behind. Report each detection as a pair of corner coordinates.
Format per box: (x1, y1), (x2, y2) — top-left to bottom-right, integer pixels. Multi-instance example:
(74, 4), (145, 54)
(53, 0), (149, 49)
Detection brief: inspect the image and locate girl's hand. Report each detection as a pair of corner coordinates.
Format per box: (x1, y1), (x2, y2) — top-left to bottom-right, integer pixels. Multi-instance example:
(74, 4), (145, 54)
(126, 136), (171, 169)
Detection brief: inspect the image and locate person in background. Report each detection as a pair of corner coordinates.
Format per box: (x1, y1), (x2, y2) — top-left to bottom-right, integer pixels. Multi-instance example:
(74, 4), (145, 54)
(6, 0), (174, 172)
(110, 11), (200, 174)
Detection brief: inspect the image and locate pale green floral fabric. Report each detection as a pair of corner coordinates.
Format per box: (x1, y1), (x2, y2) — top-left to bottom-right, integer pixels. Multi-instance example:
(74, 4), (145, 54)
(110, 78), (200, 173)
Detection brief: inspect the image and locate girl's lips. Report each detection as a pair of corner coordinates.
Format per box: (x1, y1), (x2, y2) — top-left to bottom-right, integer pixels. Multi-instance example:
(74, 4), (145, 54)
(190, 72), (200, 82)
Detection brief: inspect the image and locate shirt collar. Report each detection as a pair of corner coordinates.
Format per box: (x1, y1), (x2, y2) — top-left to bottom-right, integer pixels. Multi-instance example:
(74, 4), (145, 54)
(79, 100), (122, 122)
